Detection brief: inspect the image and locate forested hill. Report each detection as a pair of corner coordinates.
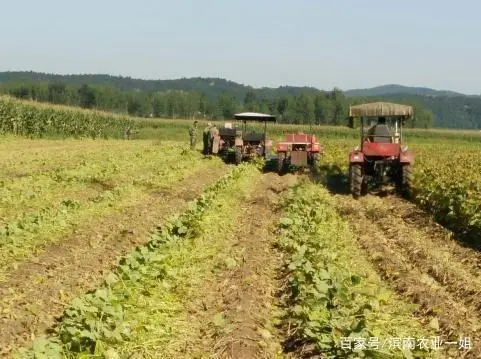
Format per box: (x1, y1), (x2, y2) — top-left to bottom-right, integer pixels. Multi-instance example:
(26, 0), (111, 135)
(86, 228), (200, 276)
(0, 72), (319, 100)
(1, 71), (481, 129)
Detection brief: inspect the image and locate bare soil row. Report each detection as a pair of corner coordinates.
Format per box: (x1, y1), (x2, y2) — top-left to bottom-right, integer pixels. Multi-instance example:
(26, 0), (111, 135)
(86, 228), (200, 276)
(334, 192), (481, 358)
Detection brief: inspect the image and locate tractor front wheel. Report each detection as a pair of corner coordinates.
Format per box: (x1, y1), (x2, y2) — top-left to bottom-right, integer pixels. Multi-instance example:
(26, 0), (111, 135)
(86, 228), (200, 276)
(234, 147), (242, 165)
(350, 164), (363, 199)
(277, 152), (286, 174)
(401, 165), (413, 198)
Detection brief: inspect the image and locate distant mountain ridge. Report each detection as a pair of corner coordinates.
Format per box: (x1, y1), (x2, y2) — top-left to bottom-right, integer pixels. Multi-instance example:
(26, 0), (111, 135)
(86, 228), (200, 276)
(344, 84), (468, 98)
(0, 71), (470, 98)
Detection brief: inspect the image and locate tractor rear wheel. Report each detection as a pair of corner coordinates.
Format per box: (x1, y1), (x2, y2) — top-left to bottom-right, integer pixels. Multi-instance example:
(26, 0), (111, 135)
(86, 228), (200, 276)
(350, 164), (363, 199)
(277, 152), (285, 174)
(234, 147), (242, 165)
(401, 165), (413, 198)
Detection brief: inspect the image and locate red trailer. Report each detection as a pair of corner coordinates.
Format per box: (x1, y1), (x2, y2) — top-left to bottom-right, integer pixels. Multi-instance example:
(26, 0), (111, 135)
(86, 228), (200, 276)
(276, 132), (323, 173)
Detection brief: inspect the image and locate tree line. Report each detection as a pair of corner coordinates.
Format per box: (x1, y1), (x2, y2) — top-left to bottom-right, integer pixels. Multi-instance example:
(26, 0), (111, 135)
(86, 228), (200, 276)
(0, 81), (434, 128)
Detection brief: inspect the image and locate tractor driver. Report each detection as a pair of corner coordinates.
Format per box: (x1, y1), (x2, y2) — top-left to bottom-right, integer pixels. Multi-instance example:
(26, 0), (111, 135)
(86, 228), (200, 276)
(368, 117), (392, 143)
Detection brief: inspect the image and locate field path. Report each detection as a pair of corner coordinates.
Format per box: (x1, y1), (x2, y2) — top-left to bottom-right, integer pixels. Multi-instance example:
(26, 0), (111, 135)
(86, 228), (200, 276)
(179, 172), (298, 359)
(0, 163), (230, 357)
(333, 191), (481, 358)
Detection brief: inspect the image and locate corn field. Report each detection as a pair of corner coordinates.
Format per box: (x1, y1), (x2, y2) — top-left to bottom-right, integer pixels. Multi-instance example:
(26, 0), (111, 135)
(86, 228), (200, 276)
(0, 96), (134, 139)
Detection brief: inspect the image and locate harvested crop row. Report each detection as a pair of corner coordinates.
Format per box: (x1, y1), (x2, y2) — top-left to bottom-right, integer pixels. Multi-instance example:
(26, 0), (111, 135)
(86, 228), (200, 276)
(0, 140), (214, 279)
(180, 172), (298, 359)
(386, 195), (481, 277)
(360, 195), (481, 314)
(0, 138), (180, 179)
(0, 142), (183, 218)
(0, 162), (229, 357)
(333, 193), (480, 358)
(15, 163), (260, 358)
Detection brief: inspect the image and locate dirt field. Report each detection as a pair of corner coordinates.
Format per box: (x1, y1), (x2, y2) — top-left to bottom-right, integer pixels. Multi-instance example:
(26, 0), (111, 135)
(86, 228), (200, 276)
(0, 164), (230, 356)
(3, 134), (481, 359)
(334, 191), (481, 358)
(180, 172), (298, 359)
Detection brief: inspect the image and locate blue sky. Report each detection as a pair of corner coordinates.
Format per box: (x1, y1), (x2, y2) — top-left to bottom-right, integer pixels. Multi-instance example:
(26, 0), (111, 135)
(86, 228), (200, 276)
(1, 0), (480, 94)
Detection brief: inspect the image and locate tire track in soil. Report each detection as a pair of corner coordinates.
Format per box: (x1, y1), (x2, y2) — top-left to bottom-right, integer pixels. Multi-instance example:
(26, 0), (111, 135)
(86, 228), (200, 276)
(368, 197), (481, 314)
(333, 192), (481, 359)
(384, 196), (481, 277)
(184, 172), (298, 359)
(0, 163), (231, 358)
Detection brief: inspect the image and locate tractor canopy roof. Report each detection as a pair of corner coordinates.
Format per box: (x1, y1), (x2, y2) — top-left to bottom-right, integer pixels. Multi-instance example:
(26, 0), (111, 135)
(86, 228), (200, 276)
(349, 102), (413, 118)
(234, 112), (276, 122)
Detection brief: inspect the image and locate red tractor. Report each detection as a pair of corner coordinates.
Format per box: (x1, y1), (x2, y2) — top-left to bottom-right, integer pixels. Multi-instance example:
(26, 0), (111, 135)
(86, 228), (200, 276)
(276, 132), (323, 173)
(348, 102), (414, 198)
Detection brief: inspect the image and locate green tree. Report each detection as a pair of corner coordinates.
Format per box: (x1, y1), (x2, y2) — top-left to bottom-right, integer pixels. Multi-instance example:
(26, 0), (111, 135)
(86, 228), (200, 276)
(314, 93), (332, 124)
(267, 99), (277, 115)
(186, 91), (201, 119)
(218, 92), (238, 119)
(408, 105), (434, 128)
(293, 93), (315, 124)
(244, 89), (257, 111)
(11, 86), (30, 99)
(48, 82), (68, 104)
(126, 92), (151, 117)
(277, 96), (289, 122)
(165, 91), (180, 119)
(151, 92), (167, 117)
(199, 92), (208, 117)
(78, 84), (96, 109)
(330, 88), (347, 125)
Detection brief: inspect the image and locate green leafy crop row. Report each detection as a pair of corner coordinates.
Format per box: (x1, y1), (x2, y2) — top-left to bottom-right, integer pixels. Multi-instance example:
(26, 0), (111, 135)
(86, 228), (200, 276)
(16, 163), (254, 359)
(276, 183), (437, 358)
(412, 144), (481, 242)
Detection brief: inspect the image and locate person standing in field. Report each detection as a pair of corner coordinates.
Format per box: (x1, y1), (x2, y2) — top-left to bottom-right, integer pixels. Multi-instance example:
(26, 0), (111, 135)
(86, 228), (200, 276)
(189, 120), (198, 150)
(203, 122), (212, 155)
(209, 124), (219, 154)
(125, 126), (132, 140)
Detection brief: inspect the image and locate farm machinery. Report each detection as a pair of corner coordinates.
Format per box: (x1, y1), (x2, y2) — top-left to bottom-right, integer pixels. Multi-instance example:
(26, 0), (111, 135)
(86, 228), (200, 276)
(348, 102), (415, 198)
(212, 112), (275, 164)
(276, 132), (323, 173)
